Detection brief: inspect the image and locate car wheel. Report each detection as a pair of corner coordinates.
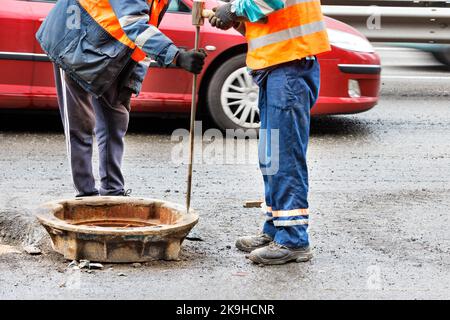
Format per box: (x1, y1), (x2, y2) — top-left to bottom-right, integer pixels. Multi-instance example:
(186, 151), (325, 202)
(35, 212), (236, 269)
(207, 53), (260, 131)
(433, 47), (450, 66)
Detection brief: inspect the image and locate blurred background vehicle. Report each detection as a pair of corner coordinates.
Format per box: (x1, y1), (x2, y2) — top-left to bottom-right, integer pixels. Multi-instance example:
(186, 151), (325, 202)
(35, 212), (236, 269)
(322, 0), (450, 66)
(0, 0), (381, 131)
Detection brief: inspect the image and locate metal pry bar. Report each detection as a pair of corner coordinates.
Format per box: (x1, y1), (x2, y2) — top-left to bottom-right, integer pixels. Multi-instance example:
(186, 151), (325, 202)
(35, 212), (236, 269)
(186, 0), (207, 214)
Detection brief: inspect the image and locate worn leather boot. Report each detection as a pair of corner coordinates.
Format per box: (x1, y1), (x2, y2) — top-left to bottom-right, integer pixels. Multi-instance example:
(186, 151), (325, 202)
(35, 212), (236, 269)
(249, 242), (313, 265)
(235, 234), (273, 253)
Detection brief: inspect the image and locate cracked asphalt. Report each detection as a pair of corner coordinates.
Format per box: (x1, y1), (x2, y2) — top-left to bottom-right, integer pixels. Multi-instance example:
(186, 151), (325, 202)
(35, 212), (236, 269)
(0, 47), (449, 300)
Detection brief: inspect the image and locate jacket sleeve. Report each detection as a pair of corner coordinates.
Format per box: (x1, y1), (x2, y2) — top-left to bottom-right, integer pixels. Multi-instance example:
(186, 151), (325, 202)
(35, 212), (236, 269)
(109, 0), (179, 67)
(233, 0), (286, 22)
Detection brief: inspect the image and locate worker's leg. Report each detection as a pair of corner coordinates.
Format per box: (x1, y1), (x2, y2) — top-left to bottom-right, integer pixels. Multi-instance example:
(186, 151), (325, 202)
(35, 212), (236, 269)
(259, 59), (320, 249)
(235, 81), (276, 253)
(53, 65), (98, 197)
(262, 174), (277, 239)
(258, 83), (277, 240)
(92, 81), (132, 196)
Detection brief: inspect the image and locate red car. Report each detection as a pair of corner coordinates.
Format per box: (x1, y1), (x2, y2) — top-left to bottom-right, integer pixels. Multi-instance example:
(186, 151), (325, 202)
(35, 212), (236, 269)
(0, 0), (381, 130)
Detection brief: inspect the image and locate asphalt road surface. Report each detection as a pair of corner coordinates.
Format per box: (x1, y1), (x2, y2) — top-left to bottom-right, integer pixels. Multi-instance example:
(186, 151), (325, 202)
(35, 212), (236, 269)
(0, 47), (449, 299)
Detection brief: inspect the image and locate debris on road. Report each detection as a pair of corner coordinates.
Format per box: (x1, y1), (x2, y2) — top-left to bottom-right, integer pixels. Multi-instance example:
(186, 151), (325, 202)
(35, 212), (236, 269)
(132, 263), (142, 268)
(68, 260), (104, 270)
(243, 200), (263, 208)
(89, 263), (104, 270)
(118, 272), (127, 277)
(78, 260), (90, 269)
(186, 234), (204, 242)
(0, 244), (21, 255)
(23, 245), (42, 255)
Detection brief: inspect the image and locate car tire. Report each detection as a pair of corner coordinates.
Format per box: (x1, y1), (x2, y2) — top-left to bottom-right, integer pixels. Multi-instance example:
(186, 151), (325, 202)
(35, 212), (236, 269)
(433, 48), (450, 66)
(206, 53), (261, 131)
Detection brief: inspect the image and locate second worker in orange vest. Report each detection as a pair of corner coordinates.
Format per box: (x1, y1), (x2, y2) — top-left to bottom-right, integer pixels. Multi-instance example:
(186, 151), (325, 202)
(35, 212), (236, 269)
(209, 0), (331, 265)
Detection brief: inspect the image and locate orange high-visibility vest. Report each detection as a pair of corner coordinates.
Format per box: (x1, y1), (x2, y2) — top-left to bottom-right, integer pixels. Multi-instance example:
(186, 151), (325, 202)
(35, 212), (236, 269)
(245, 0), (331, 70)
(78, 0), (169, 63)
(149, 0), (169, 26)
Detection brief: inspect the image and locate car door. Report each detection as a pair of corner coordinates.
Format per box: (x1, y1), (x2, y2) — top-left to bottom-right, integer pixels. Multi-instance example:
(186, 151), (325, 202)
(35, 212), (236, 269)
(29, 0), (58, 110)
(27, 0), (196, 112)
(0, 0), (36, 108)
(133, 0), (195, 112)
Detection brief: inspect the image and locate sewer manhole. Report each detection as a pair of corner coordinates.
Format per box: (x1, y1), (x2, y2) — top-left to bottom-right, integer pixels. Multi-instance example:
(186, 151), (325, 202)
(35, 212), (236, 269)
(70, 220), (157, 228)
(36, 197), (199, 263)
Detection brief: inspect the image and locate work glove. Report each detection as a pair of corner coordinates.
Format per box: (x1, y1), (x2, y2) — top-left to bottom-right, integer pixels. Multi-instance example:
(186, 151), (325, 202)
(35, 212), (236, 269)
(209, 3), (237, 30)
(209, 4), (268, 30)
(175, 48), (207, 74)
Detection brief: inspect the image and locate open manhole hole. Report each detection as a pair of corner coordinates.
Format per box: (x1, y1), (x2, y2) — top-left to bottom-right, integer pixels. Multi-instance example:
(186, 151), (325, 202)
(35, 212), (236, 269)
(36, 197), (198, 262)
(70, 220), (157, 228)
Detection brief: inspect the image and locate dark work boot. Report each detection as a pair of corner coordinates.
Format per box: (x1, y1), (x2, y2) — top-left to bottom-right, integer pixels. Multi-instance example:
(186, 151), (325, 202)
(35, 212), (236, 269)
(235, 234), (273, 253)
(248, 242), (313, 265)
(76, 191), (99, 198)
(102, 189), (132, 197)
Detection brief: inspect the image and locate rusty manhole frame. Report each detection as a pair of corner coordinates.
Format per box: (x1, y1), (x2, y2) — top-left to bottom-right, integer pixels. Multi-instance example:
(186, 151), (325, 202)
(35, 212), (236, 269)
(36, 197), (199, 263)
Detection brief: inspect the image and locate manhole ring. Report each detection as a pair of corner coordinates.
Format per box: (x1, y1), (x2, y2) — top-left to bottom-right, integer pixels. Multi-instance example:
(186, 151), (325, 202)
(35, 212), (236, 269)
(36, 197), (199, 262)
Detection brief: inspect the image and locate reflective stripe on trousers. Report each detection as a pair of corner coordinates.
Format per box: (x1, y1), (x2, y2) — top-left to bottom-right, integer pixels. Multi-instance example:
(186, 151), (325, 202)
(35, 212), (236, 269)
(257, 59), (321, 248)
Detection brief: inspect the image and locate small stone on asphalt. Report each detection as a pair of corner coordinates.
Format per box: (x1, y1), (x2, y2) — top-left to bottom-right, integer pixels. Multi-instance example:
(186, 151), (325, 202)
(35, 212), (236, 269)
(78, 260), (90, 269)
(89, 263), (104, 270)
(23, 245), (41, 255)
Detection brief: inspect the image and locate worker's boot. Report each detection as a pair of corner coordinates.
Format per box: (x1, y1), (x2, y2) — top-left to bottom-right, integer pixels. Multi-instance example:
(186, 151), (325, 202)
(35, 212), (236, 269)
(235, 234), (273, 253)
(248, 242), (313, 265)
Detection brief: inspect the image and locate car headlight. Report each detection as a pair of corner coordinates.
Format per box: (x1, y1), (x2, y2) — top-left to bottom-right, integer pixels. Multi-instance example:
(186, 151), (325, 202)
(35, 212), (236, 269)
(327, 29), (374, 53)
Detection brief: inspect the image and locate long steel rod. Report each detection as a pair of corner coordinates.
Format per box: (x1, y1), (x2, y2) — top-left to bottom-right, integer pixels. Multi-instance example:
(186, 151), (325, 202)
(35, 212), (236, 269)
(186, 25), (200, 214)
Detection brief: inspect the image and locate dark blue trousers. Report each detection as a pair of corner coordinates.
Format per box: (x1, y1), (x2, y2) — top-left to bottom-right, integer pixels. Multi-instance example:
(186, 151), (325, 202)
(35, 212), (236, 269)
(53, 65), (132, 197)
(257, 59), (320, 248)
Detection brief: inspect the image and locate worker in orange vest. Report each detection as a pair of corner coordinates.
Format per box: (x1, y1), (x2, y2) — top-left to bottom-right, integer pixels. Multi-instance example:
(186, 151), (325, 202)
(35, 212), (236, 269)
(209, 0), (331, 265)
(37, 0), (206, 197)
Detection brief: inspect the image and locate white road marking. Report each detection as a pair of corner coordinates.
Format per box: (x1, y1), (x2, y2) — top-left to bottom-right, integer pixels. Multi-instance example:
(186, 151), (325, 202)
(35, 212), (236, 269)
(382, 75), (450, 80)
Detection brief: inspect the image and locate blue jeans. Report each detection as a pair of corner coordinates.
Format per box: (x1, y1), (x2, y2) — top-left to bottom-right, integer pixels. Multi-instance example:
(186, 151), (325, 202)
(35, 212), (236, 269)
(256, 59), (320, 248)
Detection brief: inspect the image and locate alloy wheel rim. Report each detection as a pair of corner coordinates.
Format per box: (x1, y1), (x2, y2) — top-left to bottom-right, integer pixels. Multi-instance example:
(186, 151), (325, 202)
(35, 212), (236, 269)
(220, 67), (261, 129)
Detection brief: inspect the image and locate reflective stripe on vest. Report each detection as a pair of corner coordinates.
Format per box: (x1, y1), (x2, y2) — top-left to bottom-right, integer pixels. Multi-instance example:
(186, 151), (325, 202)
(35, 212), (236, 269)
(78, 0), (168, 63)
(245, 0), (331, 70)
(150, 0), (169, 27)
